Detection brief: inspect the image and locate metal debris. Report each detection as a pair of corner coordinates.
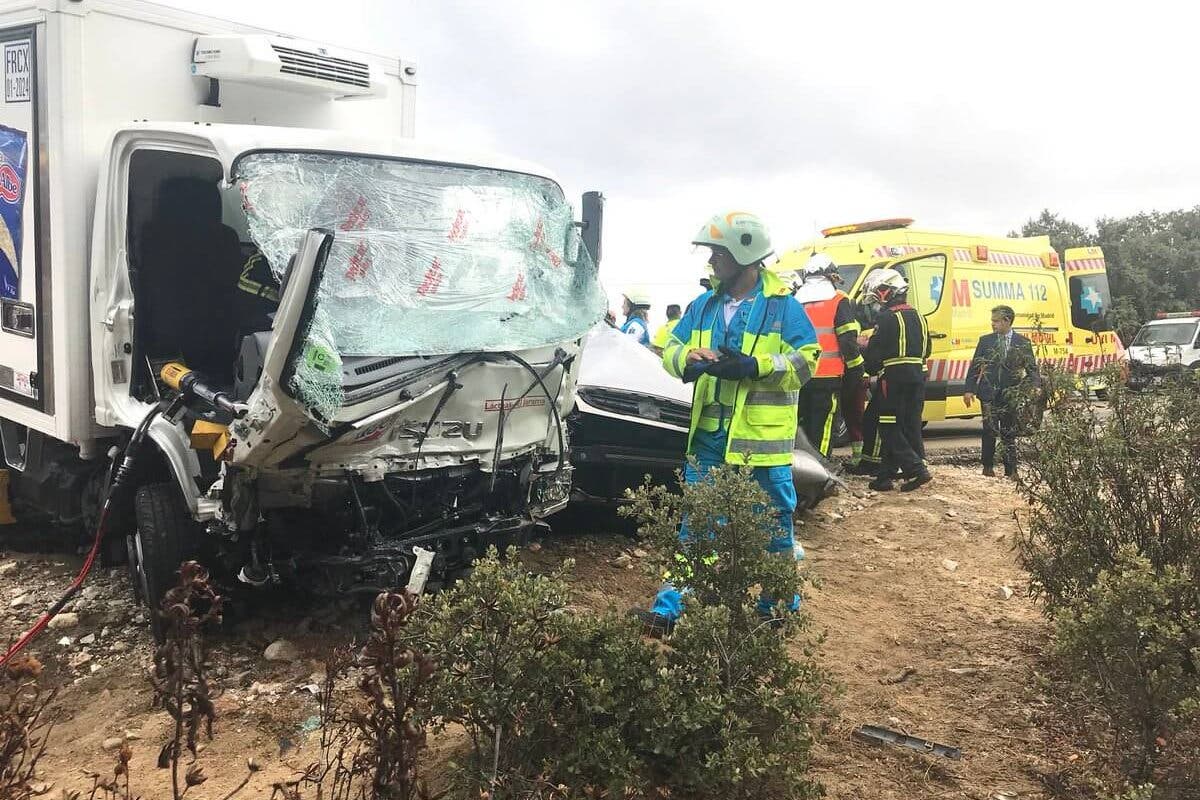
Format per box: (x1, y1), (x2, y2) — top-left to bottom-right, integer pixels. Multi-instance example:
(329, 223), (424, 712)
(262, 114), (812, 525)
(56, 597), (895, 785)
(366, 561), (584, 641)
(853, 723), (962, 760)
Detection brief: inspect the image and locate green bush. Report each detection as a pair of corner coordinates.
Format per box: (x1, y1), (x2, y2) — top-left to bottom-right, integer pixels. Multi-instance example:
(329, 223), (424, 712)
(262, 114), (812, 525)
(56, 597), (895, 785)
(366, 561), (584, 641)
(406, 462), (831, 799)
(1016, 370), (1200, 785)
(621, 461), (803, 627)
(1054, 549), (1200, 782)
(624, 463), (830, 799)
(651, 604), (828, 799)
(410, 549), (662, 799)
(1016, 370), (1200, 609)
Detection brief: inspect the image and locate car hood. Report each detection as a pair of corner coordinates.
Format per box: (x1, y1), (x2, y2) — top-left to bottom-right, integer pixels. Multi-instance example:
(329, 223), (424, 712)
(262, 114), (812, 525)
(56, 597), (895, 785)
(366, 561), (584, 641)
(1129, 344), (1188, 367)
(578, 324), (692, 404)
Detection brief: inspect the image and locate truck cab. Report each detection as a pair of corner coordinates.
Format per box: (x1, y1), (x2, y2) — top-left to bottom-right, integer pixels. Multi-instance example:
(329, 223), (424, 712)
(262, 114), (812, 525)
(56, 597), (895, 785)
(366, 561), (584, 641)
(0, 2), (605, 634)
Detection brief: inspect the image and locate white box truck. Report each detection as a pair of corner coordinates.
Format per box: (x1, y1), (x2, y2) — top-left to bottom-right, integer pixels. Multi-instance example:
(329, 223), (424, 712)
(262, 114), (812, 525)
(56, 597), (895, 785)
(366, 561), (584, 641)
(0, 0), (605, 634)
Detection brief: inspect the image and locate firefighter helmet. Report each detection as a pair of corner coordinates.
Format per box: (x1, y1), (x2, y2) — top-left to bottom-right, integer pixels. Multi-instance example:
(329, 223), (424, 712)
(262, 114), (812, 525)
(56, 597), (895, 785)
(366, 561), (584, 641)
(862, 268), (909, 306)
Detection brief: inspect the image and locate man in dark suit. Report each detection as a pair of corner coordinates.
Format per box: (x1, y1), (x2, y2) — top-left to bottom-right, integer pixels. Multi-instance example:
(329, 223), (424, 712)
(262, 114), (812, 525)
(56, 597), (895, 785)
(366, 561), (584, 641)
(963, 305), (1041, 478)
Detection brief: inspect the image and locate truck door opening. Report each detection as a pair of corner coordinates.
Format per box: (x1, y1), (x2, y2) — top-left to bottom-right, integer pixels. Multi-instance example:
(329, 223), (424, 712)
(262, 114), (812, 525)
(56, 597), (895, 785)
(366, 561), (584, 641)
(125, 149), (248, 402)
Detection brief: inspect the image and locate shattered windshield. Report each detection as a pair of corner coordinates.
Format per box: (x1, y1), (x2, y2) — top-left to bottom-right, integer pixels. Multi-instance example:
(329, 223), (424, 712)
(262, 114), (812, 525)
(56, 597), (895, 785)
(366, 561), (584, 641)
(239, 151), (605, 357)
(236, 151), (606, 419)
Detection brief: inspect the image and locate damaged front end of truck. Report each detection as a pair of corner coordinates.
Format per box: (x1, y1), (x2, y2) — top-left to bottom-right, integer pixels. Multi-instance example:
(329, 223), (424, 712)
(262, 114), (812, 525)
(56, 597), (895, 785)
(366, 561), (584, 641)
(129, 146), (606, 610)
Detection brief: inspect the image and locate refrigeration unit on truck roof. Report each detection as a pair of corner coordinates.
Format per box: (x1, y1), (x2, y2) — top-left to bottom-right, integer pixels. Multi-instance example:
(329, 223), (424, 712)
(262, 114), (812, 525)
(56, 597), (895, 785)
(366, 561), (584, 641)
(192, 34), (391, 98)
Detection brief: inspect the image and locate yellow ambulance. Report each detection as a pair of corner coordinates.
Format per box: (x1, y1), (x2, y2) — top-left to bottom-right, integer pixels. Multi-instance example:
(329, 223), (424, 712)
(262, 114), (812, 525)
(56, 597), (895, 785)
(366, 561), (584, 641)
(773, 219), (1123, 422)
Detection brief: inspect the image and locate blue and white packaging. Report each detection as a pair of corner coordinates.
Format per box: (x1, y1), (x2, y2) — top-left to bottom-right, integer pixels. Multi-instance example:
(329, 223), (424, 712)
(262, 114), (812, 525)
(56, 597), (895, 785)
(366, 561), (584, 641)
(0, 124), (28, 300)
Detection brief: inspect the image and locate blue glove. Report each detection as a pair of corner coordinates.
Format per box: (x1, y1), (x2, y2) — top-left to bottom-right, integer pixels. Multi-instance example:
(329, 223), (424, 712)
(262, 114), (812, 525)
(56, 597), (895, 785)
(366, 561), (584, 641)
(682, 360), (711, 384)
(707, 347), (760, 380)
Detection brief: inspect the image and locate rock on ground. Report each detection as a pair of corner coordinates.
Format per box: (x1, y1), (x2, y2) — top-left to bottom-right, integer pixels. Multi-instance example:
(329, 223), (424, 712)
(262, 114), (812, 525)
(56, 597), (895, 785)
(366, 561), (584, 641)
(263, 639), (300, 662)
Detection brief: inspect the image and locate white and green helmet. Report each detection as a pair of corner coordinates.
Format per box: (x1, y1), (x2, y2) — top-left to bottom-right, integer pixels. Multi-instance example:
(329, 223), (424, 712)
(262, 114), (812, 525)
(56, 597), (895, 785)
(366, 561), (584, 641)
(691, 211), (774, 267)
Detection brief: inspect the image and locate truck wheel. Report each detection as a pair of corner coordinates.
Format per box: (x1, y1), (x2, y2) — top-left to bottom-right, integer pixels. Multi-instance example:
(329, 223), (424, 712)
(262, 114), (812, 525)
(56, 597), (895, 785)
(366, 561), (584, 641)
(131, 483), (201, 642)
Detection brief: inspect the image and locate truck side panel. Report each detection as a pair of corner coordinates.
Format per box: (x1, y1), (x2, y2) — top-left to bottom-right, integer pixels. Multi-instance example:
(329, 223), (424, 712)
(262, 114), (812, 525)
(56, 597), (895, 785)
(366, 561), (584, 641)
(0, 22), (42, 415)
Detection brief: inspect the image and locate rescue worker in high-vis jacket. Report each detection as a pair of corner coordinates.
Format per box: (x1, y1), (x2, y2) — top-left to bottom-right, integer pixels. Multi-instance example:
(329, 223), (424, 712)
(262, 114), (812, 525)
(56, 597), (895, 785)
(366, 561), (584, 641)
(650, 303), (683, 355)
(860, 268), (933, 492)
(794, 254), (863, 458)
(632, 211), (821, 636)
(620, 289), (652, 346)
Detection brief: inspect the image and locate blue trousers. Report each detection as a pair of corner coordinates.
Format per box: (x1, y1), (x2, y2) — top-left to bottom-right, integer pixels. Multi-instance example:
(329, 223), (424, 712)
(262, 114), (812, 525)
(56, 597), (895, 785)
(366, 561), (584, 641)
(651, 430), (802, 621)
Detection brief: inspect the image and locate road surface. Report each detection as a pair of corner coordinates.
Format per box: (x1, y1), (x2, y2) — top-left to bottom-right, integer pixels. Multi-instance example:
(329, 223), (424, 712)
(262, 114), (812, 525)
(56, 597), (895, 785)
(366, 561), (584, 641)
(831, 417), (983, 461)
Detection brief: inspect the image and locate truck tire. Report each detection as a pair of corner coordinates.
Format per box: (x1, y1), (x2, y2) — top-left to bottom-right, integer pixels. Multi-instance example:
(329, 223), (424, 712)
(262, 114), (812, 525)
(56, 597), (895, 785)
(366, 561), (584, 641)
(131, 483), (200, 641)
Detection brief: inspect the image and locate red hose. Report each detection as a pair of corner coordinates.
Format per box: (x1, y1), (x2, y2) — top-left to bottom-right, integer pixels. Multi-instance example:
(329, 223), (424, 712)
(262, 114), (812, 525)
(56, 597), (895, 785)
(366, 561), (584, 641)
(0, 504), (110, 668)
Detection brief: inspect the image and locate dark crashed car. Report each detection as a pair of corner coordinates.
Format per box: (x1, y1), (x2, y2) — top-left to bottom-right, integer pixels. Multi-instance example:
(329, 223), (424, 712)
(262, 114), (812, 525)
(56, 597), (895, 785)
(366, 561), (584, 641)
(569, 324), (840, 510)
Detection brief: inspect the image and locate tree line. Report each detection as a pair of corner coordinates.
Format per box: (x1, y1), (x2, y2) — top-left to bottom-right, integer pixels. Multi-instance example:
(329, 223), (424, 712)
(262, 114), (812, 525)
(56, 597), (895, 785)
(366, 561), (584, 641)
(1014, 209), (1200, 343)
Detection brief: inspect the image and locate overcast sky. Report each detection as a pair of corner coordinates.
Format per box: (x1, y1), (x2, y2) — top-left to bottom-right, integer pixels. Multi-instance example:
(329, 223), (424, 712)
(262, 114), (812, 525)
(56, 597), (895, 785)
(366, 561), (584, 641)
(165, 0), (1192, 326)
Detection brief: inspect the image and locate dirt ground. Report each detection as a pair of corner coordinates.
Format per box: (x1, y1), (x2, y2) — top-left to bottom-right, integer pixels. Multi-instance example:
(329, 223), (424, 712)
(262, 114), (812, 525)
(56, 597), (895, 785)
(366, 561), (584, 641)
(1, 465), (1091, 799)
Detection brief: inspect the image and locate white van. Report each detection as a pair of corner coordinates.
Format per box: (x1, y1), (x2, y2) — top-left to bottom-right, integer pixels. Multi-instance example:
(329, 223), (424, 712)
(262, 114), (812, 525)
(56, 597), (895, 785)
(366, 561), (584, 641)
(1127, 312), (1200, 388)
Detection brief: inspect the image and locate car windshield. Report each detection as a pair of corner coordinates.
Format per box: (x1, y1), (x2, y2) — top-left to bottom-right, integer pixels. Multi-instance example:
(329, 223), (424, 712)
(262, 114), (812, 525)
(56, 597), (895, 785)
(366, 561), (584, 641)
(1132, 321), (1198, 346)
(237, 151), (605, 361)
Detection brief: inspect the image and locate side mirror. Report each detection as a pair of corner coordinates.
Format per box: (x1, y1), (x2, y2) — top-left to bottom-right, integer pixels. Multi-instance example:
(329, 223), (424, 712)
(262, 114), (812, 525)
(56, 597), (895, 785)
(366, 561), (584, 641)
(580, 190), (604, 266)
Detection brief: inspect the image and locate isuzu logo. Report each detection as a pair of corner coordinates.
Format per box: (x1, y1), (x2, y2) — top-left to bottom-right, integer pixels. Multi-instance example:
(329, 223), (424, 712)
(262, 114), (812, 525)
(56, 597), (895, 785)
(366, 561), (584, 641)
(352, 420), (484, 444)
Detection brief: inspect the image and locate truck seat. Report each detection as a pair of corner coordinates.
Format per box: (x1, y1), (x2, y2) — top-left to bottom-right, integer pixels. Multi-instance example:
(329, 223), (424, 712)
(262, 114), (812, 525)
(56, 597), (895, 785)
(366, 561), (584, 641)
(138, 177), (243, 385)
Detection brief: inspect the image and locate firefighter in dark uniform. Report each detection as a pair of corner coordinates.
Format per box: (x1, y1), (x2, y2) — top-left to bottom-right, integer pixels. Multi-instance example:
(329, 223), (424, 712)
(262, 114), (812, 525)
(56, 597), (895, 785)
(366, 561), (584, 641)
(860, 268), (932, 492)
(234, 250), (280, 335)
(794, 254), (863, 458)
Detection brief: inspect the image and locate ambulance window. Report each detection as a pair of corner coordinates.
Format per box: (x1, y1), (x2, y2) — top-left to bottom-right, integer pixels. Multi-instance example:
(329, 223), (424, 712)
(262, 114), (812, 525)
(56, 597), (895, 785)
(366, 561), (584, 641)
(899, 254), (948, 316)
(1069, 274), (1113, 331)
(838, 264), (864, 292)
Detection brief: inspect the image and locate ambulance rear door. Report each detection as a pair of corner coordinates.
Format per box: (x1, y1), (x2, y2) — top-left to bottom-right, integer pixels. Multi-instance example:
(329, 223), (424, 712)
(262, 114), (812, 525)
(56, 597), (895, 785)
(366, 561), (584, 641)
(1063, 246), (1119, 373)
(0, 24), (43, 417)
(859, 248), (954, 421)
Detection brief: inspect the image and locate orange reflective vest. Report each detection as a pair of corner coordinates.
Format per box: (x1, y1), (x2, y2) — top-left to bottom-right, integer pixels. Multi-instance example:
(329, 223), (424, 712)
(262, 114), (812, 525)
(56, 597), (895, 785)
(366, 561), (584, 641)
(802, 292), (847, 378)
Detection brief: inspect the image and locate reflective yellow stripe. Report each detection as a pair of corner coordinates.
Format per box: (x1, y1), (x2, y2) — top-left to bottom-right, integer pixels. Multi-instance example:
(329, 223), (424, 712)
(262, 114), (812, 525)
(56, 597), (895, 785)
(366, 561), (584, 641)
(819, 392), (839, 455)
(835, 320), (861, 335)
(845, 354), (864, 369)
(898, 311), (906, 358)
(879, 414), (898, 424)
(883, 357), (924, 367)
(238, 258), (280, 303)
(745, 391), (799, 406)
(728, 438), (794, 456)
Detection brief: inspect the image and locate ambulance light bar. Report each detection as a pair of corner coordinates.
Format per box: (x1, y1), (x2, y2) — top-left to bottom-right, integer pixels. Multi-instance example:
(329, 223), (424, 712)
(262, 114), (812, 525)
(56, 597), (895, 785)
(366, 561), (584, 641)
(821, 218), (914, 237)
(1155, 311), (1200, 319)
